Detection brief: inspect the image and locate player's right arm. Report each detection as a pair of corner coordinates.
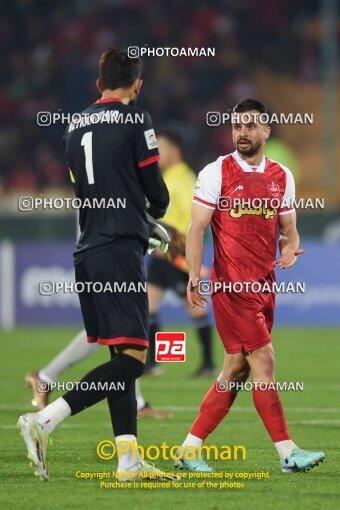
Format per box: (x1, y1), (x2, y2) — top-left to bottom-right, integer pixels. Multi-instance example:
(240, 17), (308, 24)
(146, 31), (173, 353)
(186, 203), (213, 308)
(187, 157), (222, 307)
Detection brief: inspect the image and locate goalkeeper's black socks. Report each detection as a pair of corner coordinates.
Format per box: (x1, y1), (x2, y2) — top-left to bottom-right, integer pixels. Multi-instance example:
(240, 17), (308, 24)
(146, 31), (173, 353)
(193, 317), (214, 370)
(106, 346), (138, 436)
(108, 380), (137, 436)
(62, 350), (144, 415)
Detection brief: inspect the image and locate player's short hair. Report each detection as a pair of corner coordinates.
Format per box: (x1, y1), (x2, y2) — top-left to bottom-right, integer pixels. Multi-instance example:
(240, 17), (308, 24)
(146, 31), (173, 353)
(99, 48), (143, 90)
(156, 128), (184, 156)
(232, 98), (271, 124)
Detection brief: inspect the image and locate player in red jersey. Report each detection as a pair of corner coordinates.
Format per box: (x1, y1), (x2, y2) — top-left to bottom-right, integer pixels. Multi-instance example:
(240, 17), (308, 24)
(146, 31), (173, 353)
(175, 99), (325, 473)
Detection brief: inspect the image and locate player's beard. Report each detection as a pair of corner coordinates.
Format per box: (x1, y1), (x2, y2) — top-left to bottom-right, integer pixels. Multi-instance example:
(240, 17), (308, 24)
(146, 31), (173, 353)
(236, 138), (262, 156)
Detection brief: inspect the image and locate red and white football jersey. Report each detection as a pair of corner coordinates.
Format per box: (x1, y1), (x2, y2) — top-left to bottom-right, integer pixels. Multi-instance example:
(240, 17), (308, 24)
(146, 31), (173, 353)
(193, 150), (295, 284)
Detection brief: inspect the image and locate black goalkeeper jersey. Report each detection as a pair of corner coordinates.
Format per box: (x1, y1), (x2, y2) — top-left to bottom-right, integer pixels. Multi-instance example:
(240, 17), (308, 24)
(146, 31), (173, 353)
(63, 98), (166, 264)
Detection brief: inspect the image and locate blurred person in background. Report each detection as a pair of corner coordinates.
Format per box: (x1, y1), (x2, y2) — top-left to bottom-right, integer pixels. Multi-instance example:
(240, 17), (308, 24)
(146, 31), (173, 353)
(146, 129), (216, 377)
(265, 126), (300, 187)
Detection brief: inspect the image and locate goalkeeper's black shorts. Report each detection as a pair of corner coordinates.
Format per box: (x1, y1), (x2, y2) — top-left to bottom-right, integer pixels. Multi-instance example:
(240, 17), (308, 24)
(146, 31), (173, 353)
(75, 239), (149, 347)
(147, 255), (188, 298)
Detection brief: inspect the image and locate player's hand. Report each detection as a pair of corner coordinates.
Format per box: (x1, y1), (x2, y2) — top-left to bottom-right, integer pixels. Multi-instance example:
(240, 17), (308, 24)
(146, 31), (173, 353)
(187, 275), (208, 308)
(275, 247), (305, 269)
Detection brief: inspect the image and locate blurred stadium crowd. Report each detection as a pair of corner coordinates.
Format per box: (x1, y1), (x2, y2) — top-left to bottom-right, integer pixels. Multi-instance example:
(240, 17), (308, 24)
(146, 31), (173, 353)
(0, 0), (326, 193)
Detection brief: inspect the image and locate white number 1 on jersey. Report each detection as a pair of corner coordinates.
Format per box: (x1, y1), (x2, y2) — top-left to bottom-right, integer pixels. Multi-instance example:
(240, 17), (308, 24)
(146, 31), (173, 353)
(81, 131), (94, 184)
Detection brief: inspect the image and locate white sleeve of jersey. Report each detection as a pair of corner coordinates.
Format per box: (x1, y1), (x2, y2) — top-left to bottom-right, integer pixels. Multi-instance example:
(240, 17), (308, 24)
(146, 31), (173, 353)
(193, 156), (223, 210)
(279, 164), (296, 215)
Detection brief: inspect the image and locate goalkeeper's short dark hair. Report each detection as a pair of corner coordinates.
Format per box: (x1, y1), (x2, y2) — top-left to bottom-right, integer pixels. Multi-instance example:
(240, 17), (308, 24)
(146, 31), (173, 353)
(156, 128), (185, 156)
(99, 47), (143, 90)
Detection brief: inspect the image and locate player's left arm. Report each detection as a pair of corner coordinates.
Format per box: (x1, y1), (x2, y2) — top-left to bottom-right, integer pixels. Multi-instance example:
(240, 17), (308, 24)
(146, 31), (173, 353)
(133, 110), (169, 219)
(276, 211), (304, 269)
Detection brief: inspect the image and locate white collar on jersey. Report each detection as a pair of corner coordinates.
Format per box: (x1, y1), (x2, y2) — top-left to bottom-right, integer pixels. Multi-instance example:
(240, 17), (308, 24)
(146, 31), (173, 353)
(232, 150), (266, 173)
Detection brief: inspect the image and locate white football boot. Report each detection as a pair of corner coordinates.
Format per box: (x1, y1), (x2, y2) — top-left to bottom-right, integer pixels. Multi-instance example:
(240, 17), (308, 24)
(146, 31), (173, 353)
(17, 413), (49, 481)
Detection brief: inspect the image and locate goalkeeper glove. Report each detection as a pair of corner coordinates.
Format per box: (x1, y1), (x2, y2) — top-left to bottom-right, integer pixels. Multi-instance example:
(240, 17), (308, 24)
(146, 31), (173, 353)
(147, 213), (171, 254)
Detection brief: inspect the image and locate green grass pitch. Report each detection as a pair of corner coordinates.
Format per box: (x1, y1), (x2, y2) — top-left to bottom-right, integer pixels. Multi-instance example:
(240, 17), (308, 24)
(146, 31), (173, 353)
(1, 326), (339, 510)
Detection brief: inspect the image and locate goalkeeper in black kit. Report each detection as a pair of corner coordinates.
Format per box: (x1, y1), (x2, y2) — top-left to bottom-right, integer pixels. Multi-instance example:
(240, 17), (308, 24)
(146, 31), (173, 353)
(17, 47), (177, 482)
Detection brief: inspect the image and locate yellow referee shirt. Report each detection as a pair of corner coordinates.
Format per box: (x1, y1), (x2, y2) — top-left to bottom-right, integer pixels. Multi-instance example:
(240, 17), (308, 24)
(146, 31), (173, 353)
(162, 162), (196, 235)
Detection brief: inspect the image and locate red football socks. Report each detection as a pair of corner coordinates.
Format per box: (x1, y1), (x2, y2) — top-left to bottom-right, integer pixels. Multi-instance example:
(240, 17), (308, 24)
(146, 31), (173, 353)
(252, 387), (291, 442)
(189, 382), (291, 443)
(190, 382), (237, 440)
